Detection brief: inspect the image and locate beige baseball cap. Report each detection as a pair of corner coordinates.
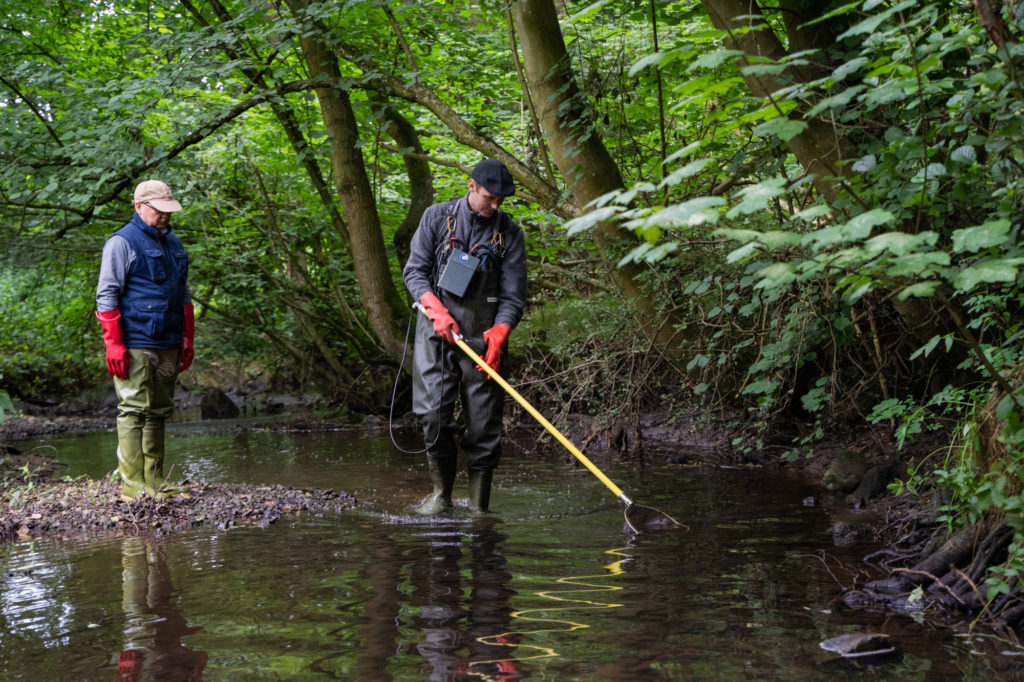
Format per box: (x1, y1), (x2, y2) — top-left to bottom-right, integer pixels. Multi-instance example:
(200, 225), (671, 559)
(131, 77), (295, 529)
(134, 179), (182, 213)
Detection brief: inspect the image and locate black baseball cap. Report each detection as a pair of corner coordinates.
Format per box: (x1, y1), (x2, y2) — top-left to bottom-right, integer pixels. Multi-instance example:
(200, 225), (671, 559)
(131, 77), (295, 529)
(471, 159), (515, 197)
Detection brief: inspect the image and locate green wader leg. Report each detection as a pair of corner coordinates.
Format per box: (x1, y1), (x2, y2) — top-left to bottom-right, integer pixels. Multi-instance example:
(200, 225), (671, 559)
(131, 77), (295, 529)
(116, 416), (153, 500)
(116, 348), (188, 500)
(416, 457), (457, 516)
(142, 422), (188, 496)
(149, 348), (189, 496)
(142, 420), (164, 490)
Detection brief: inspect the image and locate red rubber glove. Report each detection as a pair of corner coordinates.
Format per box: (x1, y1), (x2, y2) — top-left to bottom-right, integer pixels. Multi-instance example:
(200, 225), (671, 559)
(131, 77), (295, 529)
(180, 303), (195, 371)
(479, 323), (511, 376)
(96, 310), (129, 379)
(419, 291), (460, 344)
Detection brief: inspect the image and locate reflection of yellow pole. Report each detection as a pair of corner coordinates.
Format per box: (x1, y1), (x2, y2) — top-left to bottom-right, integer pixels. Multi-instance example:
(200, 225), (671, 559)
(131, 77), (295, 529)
(452, 335), (633, 507)
(469, 547), (630, 671)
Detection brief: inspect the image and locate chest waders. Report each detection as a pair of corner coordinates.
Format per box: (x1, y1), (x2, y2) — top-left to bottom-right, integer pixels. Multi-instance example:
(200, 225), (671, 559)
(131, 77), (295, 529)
(412, 207), (507, 515)
(112, 219), (191, 501)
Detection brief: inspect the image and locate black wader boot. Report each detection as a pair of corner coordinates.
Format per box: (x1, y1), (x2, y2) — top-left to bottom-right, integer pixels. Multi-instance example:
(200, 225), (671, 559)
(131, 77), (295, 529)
(468, 468), (493, 515)
(416, 457), (457, 516)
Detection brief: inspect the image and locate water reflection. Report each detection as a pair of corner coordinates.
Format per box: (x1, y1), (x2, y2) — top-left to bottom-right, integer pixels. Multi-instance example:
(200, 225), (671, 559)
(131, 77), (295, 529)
(411, 518), (522, 681)
(6, 428), (1015, 679)
(115, 537), (207, 681)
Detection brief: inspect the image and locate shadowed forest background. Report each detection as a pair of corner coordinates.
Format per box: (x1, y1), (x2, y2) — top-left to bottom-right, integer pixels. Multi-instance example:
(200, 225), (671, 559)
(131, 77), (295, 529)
(4, 0), (1024, 623)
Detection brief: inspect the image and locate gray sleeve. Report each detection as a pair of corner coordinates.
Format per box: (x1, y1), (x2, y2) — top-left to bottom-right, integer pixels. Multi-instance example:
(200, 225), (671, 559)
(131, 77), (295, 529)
(95, 236), (134, 312)
(495, 219), (527, 329)
(402, 206), (442, 301)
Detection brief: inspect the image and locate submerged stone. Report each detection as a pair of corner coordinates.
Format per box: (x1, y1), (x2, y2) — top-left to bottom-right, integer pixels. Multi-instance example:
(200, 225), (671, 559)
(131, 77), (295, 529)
(822, 449), (867, 492)
(819, 632), (895, 658)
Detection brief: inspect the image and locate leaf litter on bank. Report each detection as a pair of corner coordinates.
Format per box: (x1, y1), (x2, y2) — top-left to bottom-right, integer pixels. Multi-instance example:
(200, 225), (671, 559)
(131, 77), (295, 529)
(0, 478), (356, 544)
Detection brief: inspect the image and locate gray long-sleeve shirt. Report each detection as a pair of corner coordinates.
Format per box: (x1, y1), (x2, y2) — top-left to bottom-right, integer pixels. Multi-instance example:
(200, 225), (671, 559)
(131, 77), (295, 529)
(95, 225), (192, 312)
(403, 193), (527, 328)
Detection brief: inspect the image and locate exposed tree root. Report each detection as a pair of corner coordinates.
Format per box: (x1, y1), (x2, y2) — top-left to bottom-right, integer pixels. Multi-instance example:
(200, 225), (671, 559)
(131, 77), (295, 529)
(847, 513), (1024, 628)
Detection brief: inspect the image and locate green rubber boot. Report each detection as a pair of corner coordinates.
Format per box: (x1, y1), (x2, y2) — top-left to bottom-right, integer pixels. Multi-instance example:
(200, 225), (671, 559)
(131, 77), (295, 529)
(142, 421), (189, 497)
(117, 420), (155, 501)
(143, 456), (190, 497)
(468, 469), (493, 516)
(415, 458), (456, 516)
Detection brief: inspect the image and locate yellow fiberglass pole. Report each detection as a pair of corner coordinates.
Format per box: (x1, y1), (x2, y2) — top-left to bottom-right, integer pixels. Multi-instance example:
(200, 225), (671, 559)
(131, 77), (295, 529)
(451, 334), (633, 507)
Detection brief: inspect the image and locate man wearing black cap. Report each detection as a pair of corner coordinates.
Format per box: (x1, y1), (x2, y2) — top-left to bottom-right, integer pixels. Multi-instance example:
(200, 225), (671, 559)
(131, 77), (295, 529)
(402, 159), (527, 516)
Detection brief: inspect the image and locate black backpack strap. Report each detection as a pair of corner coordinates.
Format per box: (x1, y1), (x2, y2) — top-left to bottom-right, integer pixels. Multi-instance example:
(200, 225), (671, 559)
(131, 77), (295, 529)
(431, 199), (463, 286)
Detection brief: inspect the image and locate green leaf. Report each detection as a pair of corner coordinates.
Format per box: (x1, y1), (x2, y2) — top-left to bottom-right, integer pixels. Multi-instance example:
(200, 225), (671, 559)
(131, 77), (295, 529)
(864, 79), (909, 107)
(831, 57), (869, 81)
(614, 183), (658, 205)
(716, 227), (800, 250)
(644, 242), (678, 262)
(952, 258), (1024, 292)
(898, 281), (940, 299)
(886, 251), (950, 277)
(791, 205), (831, 222)
(806, 85), (866, 116)
(752, 117), (808, 142)
(864, 230), (938, 256)
(837, 0), (915, 39)
(641, 223), (662, 245)
(742, 379), (777, 396)
(837, 12), (889, 38)
(565, 206), (621, 236)
(687, 49), (744, 72)
(803, 208), (894, 248)
(725, 177), (788, 217)
(753, 262), (797, 289)
(852, 155), (877, 173)
(665, 142), (701, 164)
(951, 219), (1011, 253)
(632, 197), (726, 229)
(725, 242), (759, 264)
(568, 0), (616, 22)
(846, 208), (896, 235)
(687, 354), (709, 370)
(950, 145), (977, 164)
(629, 51), (671, 77)
(910, 334), (943, 361)
(741, 63), (788, 78)
(618, 242), (652, 267)
(659, 159), (710, 187)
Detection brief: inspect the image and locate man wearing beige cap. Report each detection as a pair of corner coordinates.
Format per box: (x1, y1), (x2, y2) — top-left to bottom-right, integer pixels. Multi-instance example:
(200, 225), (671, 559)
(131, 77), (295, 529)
(96, 180), (194, 501)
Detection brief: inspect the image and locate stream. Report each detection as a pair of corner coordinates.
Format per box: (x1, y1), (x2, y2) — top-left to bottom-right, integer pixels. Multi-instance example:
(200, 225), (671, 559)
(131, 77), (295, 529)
(1, 421), (1021, 680)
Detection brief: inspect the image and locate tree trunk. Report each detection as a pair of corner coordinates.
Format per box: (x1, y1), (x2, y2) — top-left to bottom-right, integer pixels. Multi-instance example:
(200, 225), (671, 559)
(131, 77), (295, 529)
(373, 98), (435, 270)
(512, 0), (685, 346)
(285, 0), (406, 361)
(699, 0), (856, 203)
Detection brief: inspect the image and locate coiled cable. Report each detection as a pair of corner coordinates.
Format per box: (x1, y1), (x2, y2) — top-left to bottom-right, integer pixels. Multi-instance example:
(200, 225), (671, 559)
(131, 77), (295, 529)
(388, 309), (443, 455)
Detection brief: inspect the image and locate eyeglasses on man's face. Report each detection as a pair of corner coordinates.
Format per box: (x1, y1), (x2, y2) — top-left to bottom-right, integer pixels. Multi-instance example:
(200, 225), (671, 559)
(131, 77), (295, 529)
(141, 201), (169, 215)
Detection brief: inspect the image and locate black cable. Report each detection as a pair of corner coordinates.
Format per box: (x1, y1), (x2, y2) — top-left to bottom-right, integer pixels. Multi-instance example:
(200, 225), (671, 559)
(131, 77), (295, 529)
(388, 309), (443, 455)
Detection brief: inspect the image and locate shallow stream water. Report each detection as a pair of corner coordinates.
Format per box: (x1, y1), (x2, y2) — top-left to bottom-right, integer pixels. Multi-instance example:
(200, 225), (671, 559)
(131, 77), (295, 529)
(2, 421), (1022, 680)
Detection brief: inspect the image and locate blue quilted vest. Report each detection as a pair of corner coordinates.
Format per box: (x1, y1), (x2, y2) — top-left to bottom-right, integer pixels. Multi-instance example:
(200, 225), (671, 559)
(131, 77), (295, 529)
(115, 213), (189, 349)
